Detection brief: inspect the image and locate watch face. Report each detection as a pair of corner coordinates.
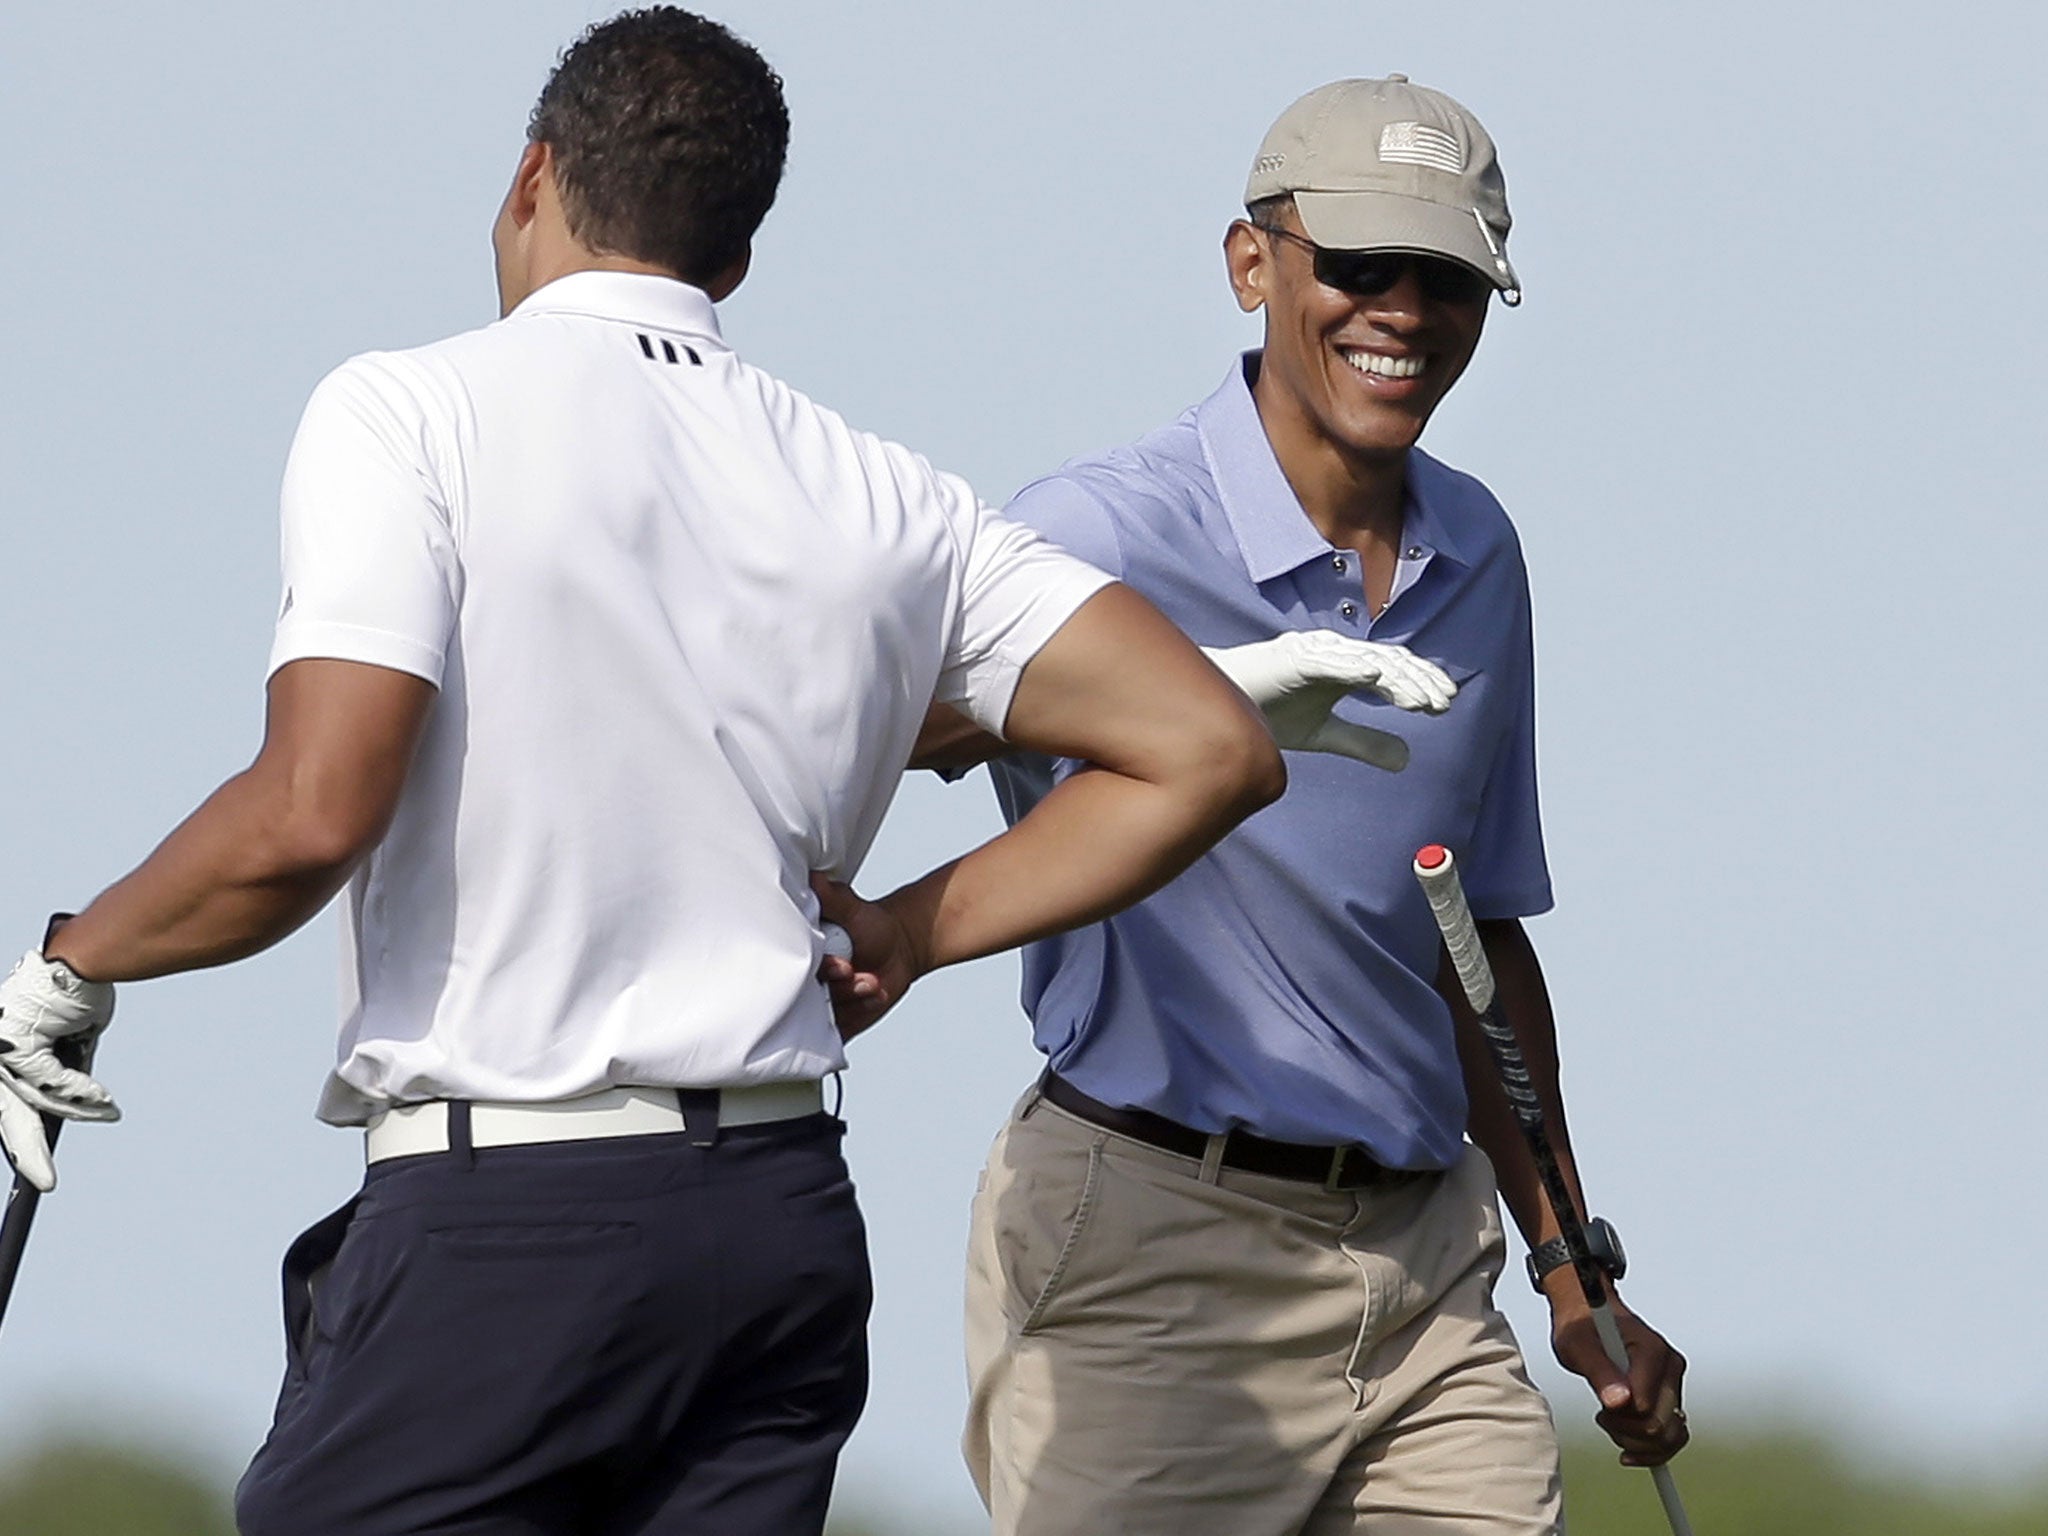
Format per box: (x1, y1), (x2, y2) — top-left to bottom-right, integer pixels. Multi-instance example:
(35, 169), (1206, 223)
(1588, 1217), (1627, 1280)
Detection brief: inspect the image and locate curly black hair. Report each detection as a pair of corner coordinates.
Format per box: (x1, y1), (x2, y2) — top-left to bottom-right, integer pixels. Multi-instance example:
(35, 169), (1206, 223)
(529, 8), (789, 286)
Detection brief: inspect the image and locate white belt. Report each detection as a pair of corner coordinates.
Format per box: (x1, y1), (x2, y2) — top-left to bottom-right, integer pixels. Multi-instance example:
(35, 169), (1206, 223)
(363, 1082), (826, 1165)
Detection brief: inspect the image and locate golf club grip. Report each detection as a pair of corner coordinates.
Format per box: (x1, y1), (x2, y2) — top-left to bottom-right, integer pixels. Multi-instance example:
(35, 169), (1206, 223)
(1412, 851), (1544, 1126)
(1413, 848), (1495, 1013)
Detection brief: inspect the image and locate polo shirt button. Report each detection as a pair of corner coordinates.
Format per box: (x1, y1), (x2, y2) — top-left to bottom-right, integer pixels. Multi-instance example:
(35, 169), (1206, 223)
(1340, 601), (1359, 620)
(1330, 553), (1347, 571)
(1405, 545), (1425, 560)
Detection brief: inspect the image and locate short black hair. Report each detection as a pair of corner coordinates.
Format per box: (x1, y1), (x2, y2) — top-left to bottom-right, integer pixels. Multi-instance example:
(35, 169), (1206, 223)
(529, 7), (789, 287)
(1245, 193), (1294, 230)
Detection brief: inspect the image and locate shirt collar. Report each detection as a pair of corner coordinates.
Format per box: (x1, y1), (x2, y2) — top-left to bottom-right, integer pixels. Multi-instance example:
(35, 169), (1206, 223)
(1397, 455), (1468, 567)
(1194, 352), (1468, 581)
(510, 270), (726, 343)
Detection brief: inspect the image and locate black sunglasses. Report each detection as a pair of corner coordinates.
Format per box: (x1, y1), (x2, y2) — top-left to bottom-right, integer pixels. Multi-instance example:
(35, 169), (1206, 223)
(1255, 223), (1491, 306)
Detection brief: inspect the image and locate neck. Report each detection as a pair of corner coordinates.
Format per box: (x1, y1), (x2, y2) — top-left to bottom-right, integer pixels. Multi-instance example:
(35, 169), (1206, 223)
(1249, 360), (1408, 547)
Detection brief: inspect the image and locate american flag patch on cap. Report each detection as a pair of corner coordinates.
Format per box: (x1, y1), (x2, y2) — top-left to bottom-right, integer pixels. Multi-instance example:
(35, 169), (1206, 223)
(1378, 121), (1464, 174)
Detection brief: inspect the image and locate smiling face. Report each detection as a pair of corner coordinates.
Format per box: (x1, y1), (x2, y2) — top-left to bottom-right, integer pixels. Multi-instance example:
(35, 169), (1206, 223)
(1226, 200), (1488, 466)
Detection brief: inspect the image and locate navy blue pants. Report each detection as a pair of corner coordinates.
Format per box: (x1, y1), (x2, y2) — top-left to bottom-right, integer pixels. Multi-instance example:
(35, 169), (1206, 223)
(235, 1113), (871, 1536)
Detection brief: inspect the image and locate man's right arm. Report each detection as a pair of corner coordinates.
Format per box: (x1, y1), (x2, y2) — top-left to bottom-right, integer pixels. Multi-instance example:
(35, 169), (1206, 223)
(818, 583), (1284, 1033)
(910, 626), (1458, 775)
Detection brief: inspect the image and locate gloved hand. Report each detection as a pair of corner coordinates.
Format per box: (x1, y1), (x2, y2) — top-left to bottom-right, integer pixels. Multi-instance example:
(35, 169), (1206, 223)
(0, 950), (119, 1193)
(1201, 631), (1457, 772)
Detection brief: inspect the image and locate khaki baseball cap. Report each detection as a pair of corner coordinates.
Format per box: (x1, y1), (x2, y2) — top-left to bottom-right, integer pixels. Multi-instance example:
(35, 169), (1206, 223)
(1245, 76), (1520, 304)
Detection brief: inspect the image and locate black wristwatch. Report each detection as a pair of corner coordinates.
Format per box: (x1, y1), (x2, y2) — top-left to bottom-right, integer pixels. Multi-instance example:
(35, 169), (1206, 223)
(1526, 1217), (1626, 1293)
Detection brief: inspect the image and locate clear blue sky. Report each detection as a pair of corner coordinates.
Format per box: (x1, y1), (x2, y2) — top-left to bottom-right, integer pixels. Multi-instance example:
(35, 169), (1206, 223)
(2, 2), (2043, 1526)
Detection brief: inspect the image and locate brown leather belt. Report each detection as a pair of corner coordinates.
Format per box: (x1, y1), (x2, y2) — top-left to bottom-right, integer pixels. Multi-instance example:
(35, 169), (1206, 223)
(1037, 1071), (1404, 1190)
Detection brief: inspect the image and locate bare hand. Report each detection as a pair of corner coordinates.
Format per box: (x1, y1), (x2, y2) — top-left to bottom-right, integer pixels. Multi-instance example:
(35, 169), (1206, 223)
(811, 874), (924, 1041)
(1549, 1289), (1689, 1466)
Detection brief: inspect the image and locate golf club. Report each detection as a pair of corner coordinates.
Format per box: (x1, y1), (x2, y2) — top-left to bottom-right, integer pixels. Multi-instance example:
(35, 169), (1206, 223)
(0, 1026), (96, 1337)
(0, 1108), (65, 1336)
(1413, 843), (1696, 1536)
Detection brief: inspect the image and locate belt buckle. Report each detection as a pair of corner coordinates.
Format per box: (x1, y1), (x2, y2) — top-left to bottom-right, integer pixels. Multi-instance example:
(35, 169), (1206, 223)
(1324, 1145), (1382, 1192)
(1323, 1146), (1348, 1193)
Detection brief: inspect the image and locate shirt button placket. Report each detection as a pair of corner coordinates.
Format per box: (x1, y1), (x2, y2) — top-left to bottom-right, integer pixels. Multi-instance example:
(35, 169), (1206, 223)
(1331, 551), (1361, 625)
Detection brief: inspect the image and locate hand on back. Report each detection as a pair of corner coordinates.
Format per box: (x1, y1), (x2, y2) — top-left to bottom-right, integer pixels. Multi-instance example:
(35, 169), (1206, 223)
(811, 879), (920, 1041)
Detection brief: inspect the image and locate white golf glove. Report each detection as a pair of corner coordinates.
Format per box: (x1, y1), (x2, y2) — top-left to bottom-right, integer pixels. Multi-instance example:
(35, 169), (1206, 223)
(0, 949), (119, 1193)
(1202, 631), (1457, 773)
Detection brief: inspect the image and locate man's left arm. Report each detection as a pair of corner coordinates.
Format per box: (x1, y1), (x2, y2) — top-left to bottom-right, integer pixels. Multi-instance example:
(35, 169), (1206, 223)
(44, 658), (434, 982)
(1445, 917), (1690, 1467)
(0, 658), (432, 1190)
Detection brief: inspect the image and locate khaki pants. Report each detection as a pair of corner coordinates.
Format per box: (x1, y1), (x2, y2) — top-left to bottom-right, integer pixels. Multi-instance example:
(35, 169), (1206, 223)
(964, 1089), (1561, 1535)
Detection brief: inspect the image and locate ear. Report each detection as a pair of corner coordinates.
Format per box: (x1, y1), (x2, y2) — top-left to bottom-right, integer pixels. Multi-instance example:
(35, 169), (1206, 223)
(1224, 219), (1269, 316)
(492, 141), (559, 317)
(703, 244), (752, 303)
(503, 140), (550, 232)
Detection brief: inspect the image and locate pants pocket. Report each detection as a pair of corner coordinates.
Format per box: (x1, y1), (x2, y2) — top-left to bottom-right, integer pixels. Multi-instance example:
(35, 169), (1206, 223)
(1011, 1135), (1107, 1336)
(279, 1197), (361, 1376)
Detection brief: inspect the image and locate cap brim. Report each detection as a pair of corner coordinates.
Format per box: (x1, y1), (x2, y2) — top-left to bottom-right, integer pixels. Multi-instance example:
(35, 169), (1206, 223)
(1293, 190), (1517, 293)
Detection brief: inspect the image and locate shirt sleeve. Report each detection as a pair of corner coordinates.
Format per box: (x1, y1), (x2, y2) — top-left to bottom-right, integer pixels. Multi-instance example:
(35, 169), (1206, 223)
(1460, 596), (1554, 920)
(931, 471), (1115, 738)
(267, 355), (462, 687)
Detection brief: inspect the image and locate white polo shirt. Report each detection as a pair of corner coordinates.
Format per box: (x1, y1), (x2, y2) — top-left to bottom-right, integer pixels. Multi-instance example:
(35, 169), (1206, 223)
(268, 271), (1110, 1125)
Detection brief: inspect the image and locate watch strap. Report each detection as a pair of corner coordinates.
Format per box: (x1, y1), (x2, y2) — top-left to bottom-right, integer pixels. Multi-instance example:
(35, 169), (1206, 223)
(1525, 1216), (1625, 1292)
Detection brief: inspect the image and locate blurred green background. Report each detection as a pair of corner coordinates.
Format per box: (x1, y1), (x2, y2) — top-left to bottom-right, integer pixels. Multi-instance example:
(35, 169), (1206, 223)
(6, 1428), (2043, 1535)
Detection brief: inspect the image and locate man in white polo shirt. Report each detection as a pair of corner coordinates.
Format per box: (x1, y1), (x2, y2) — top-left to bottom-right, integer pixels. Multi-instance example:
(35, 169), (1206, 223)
(0, 11), (1284, 1534)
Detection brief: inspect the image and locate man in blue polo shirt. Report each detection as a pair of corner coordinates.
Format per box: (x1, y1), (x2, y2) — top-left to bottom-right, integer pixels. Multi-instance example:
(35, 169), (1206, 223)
(917, 77), (1690, 1534)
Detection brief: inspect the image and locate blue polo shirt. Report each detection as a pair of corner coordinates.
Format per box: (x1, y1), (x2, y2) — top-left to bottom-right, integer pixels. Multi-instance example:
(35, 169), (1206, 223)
(988, 354), (1552, 1170)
